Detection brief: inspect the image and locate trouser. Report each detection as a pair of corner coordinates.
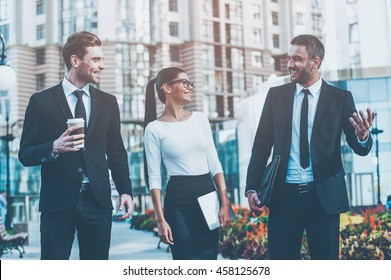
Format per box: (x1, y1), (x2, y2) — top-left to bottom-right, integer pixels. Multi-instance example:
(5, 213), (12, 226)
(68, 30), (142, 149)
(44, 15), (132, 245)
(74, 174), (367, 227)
(40, 188), (112, 260)
(268, 183), (340, 260)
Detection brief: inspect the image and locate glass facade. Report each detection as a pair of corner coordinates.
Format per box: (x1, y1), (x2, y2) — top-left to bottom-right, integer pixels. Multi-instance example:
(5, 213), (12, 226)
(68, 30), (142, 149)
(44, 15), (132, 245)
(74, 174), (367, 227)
(330, 77), (391, 206)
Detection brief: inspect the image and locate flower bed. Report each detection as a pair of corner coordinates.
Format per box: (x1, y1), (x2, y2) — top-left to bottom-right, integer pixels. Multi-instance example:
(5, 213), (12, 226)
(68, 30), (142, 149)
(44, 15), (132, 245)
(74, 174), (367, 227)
(132, 205), (390, 259)
(219, 205), (390, 260)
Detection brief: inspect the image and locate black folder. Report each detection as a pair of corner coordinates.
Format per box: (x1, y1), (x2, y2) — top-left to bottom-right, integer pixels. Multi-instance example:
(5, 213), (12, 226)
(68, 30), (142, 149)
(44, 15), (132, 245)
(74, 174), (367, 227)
(258, 155), (281, 207)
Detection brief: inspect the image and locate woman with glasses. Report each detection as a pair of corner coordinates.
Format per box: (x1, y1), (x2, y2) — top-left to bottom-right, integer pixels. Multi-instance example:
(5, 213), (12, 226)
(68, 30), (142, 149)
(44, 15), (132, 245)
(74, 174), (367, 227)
(144, 67), (231, 260)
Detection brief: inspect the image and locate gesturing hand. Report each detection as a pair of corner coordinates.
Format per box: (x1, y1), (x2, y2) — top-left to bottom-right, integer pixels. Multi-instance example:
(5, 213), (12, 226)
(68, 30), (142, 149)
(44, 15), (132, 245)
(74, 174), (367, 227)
(349, 108), (375, 141)
(52, 126), (85, 154)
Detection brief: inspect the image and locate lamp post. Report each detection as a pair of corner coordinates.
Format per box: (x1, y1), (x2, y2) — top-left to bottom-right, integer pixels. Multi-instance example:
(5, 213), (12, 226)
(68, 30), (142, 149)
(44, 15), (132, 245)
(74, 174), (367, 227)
(0, 33), (17, 229)
(371, 114), (383, 205)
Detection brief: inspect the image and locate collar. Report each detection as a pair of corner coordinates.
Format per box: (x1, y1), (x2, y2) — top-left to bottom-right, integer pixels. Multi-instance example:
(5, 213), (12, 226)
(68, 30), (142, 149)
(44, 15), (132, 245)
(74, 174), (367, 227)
(295, 77), (322, 97)
(62, 77), (91, 98)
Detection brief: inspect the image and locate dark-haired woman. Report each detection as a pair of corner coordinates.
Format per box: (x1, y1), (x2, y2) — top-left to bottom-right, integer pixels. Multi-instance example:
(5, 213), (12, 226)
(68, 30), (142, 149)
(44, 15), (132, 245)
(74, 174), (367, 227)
(144, 67), (231, 260)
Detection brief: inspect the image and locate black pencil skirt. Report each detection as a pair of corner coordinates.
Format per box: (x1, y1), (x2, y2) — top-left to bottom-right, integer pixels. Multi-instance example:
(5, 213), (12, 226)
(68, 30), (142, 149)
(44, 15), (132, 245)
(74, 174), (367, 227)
(164, 173), (219, 260)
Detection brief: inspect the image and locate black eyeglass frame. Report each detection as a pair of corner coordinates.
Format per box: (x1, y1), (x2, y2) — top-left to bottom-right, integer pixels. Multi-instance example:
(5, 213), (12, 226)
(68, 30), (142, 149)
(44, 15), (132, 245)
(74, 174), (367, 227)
(164, 79), (194, 89)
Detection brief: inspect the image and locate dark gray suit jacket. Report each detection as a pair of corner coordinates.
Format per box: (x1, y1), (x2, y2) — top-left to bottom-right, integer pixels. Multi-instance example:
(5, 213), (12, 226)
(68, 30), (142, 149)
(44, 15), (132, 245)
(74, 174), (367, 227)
(246, 80), (372, 214)
(19, 83), (132, 212)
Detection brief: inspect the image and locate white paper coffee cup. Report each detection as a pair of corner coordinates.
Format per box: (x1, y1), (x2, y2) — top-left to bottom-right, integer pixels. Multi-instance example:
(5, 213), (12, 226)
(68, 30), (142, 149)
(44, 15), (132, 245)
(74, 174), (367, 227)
(66, 118), (85, 149)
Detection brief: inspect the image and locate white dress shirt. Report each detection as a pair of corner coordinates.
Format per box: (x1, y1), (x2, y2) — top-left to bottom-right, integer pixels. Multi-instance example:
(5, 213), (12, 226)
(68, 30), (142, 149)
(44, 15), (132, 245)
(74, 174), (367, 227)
(286, 78), (323, 183)
(62, 77), (91, 125)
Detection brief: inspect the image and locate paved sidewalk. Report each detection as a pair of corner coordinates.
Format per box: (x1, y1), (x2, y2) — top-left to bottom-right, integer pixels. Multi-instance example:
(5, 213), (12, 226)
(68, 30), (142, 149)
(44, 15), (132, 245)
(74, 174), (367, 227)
(0, 221), (172, 260)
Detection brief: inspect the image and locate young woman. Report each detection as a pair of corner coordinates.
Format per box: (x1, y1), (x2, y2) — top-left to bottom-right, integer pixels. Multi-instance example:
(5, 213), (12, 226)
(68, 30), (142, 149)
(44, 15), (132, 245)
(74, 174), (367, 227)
(144, 67), (231, 260)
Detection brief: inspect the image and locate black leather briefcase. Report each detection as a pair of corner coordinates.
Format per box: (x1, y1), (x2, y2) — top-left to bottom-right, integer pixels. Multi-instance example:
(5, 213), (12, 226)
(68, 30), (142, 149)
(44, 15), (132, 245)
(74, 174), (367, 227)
(258, 155), (281, 207)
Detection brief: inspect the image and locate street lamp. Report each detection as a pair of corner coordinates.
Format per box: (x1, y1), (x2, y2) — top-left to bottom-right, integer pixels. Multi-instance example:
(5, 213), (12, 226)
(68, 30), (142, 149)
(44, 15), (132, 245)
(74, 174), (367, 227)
(0, 33), (17, 229)
(371, 113), (383, 205)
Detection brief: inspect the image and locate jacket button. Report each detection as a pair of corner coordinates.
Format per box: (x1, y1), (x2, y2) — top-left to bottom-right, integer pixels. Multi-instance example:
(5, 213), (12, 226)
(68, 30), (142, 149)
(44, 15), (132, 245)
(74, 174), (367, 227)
(78, 168), (83, 173)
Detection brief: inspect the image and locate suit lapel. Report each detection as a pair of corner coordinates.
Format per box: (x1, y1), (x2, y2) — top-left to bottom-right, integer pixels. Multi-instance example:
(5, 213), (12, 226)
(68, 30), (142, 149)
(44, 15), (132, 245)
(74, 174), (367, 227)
(86, 86), (101, 140)
(53, 83), (73, 120)
(284, 83), (296, 139)
(312, 80), (332, 132)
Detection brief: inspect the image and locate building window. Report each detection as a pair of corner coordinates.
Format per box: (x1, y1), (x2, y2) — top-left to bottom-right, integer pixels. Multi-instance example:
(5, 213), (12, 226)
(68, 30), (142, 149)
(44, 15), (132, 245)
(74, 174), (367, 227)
(212, 0), (219, 17)
(252, 28), (262, 44)
(251, 51), (263, 68)
(36, 24), (45, 40)
(169, 22), (179, 37)
(36, 48), (45, 65)
(296, 13), (303, 25)
(272, 34), (280, 48)
(349, 23), (359, 43)
(215, 45), (222, 67)
(213, 21), (220, 42)
(36, 74), (45, 90)
(252, 75), (264, 88)
(36, 0), (44, 15)
(202, 20), (214, 42)
(169, 0), (178, 12)
(0, 0), (9, 20)
(312, 14), (321, 38)
(272, 11), (278, 25)
(252, 4), (261, 19)
(0, 24), (9, 45)
(169, 46), (180, 62)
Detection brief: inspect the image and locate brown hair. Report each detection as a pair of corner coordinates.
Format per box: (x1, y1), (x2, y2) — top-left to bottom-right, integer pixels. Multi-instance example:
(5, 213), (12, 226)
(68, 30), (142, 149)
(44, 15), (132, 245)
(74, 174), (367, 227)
(62, 31), (102, 70)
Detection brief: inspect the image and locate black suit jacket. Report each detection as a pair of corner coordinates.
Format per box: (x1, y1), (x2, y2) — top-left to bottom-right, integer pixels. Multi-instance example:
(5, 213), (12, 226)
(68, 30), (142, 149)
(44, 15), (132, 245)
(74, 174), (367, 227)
(246, 80), (372, 215)
(19, 83), (132, 212)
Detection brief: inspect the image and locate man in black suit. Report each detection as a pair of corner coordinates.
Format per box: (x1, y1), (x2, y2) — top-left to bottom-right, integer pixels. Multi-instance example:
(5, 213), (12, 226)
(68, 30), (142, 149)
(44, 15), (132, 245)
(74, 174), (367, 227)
(19, 31), (133, 260)
(246, 34), (375, 259)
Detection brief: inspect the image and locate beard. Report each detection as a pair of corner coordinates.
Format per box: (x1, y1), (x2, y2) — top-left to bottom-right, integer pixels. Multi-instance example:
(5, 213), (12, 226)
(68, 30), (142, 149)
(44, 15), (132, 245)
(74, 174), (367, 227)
(290, 63), (312, 85)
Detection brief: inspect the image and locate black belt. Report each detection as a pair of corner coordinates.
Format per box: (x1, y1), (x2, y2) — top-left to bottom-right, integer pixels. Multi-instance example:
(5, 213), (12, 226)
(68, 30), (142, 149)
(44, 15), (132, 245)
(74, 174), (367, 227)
(286, 182), (314, 194)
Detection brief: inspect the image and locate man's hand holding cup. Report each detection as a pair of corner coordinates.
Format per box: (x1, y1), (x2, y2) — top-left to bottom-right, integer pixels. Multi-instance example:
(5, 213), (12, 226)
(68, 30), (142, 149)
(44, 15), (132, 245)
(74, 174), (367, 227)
(52, 118), (85, 154)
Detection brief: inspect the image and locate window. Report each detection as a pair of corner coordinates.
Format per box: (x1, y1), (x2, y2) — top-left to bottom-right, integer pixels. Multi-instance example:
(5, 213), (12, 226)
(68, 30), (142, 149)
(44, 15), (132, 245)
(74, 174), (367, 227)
(252, 75), (264, 88)
(213, 22), (220, 42)
(202, 20), (214, 42)
(312, 14), (321, 38)
(296, 13), (303, 25)
(36, 74), (45, 90)
(272, 34), (279, 48)
(0, 24), (9, 45)
(36, 0), (44, 15)
(169, 0), (178, 12)
(251, 51), (262, 68)
(226, 23), (243, 45)
(272, 11), (278, 25)
(169, 46), (180, 62)
(36, 24), (45, 40)
(349, 23), (359, 43)
(252, 28), (262, 44)
(0, 0), (8, 20)
(214, 46), (222, 67)
(36, 48), (45, 65)
(213, 0), (219, 17)
(252, 4), (261, 19)
(169, 22), (179, 37)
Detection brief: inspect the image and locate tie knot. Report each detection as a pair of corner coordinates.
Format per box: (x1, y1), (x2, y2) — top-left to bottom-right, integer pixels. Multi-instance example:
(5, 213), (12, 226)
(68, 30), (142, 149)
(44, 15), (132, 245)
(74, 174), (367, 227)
(302, 89), (310, 96)
(73, 90), (84, 99)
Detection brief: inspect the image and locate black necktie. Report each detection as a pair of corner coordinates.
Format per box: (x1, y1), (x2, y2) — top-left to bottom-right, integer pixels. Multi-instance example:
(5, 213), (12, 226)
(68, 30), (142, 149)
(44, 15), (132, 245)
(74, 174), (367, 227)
(73, 90), (87, 129)
(300, 89), (310, 169)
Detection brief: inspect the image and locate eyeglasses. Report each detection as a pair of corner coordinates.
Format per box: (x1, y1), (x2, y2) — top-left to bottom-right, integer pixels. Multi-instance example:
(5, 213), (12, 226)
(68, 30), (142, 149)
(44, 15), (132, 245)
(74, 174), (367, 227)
(165, 79), (194, 89)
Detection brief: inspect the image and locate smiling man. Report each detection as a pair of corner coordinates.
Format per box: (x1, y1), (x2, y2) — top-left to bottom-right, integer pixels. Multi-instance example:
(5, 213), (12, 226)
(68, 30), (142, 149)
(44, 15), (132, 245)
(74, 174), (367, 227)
(245, 34), (375, 259)
(19, 31), (133, 260)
